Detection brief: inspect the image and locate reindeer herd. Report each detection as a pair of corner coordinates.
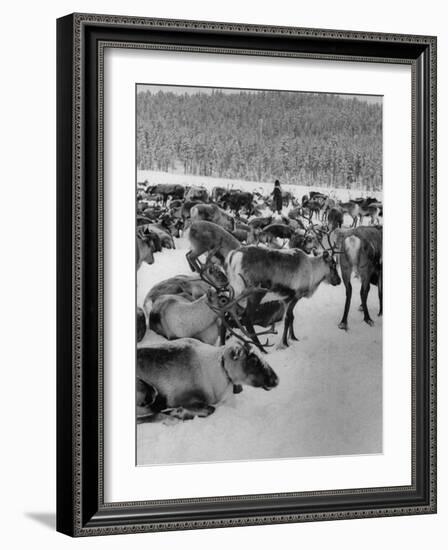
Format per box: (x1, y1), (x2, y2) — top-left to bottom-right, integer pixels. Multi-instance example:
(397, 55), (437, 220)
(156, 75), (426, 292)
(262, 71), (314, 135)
(136, 182), (383, 423)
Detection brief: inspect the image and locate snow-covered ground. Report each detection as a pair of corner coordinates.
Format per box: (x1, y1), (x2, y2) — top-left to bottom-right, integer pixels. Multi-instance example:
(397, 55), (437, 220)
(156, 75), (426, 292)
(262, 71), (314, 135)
(137, 235), (383, 466)
(138, 169), (383, 203)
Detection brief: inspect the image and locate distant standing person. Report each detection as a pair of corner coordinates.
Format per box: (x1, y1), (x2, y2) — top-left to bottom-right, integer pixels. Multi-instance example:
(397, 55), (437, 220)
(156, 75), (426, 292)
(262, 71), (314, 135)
(272, 179), (283, 214)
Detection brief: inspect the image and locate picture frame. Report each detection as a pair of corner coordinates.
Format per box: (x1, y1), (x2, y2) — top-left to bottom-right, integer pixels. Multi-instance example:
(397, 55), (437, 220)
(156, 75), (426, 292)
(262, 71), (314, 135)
(56, 13), (437, 536)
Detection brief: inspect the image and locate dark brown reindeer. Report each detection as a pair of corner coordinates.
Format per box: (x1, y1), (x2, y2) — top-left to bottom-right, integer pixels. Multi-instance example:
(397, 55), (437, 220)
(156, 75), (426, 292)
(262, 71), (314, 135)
(301, 198), (322, 221)
(339, 200), (361, 227)
(336, 226), (383, 330)
(225, 241), (341, 350)
(327, 207), (344, 230)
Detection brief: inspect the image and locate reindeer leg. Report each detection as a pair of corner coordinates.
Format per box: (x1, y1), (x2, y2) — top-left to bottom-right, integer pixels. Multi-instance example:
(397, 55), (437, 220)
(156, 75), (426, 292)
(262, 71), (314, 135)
(219, 321), (227, 345)
(278, 318), (290, 349)
(276, 299), (295, 349)
(378, 269), (383, 317)
(238, 293), (269, 353)
(338, 269), (352, 330)
(186, 250), (198, 272)
(361, 278), (374, 326)
(166, 405), (215, 421)
(168, 392), (216, 420)
(287, 298), (300, 341)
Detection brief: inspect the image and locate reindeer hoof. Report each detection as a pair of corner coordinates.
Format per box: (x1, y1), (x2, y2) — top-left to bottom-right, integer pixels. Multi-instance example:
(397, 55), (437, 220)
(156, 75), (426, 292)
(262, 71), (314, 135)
(290, 334), (299, 341)
(338, 322), (348, 331)
(233, 384), (243, 394)
(365, 319), (374, 327)
(276, 342), (288, 351)
(378, 312), (383, 317)
(358, 305), (364, 312)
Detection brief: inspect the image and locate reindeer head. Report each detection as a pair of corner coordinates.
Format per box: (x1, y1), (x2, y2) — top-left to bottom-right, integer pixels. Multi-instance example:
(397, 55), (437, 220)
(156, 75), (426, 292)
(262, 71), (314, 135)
(322, 250), (341, 286)
(223, 341), (279, 390)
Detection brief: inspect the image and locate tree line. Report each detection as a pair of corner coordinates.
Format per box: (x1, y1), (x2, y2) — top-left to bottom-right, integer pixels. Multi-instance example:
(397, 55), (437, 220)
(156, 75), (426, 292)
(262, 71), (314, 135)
(137, 89), (382, 190)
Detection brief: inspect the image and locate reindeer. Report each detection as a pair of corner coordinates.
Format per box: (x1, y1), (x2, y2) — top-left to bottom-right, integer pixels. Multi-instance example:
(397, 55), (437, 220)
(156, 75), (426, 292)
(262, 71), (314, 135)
(190, 203), (235, 233)
(321, 197), (336, 222)
(149, 289), (224, 345)
(259, 223), (295, 247)
(327, 207), (344, 230)
(225, 242), (341, 349)
(136, 339), (279, 422)
(143, 270), (282, 362)
(186, 220), (240, 273)
(302, 199), (322, 220)
(289, 231), (319, 254)
(231, 228), (249, 243)
(339, 200), (361, 227)
(140, 223), (175, 249)
(136, 228), (161, 270)
(336, 226), (382, 330)
(362, 202), (383, 225)
(288, 207), (306, 228)
(142, 274), (214, 316)
(185, 186), (209, 203)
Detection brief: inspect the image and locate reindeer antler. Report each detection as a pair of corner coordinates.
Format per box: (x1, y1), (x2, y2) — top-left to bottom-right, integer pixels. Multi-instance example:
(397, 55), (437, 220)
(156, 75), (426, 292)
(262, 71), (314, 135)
(301, 210), (314, 229)
(314, 227), (341, 255)
(205, 276), (276, 352)
(220, 314), (275, 352)
(199, 263), (229, 290)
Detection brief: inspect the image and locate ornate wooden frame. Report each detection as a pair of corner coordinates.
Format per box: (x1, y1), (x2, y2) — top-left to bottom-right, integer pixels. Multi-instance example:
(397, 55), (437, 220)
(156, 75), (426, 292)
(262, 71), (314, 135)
(56, 13), (437, 536)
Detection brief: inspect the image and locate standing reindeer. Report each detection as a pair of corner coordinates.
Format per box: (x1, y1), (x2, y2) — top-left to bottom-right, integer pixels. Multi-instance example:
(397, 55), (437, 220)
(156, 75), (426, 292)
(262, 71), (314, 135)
(186, 220), (240, 273)
(339, 200), (361, 227)
(225, 243), (341, 349)
(190, 203), (235, 232)
(336, 226), (382, 330)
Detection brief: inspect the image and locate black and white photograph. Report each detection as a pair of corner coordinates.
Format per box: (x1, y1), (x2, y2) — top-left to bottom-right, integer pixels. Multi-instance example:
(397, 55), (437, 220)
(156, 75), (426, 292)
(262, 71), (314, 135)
(135, 84), (383, 466)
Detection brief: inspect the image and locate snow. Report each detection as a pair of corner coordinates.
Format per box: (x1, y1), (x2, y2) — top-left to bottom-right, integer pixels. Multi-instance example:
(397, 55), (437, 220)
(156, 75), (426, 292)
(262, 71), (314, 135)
(136, 234), (382, 466)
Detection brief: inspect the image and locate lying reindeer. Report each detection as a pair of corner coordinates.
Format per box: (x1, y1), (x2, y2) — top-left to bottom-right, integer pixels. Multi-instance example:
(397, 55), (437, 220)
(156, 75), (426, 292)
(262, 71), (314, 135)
(143, 274), (212, 315)
(144, 271), (283, 351)
(225, 243), (341, 349)
(149, 288), (225, 345)
(137, 338), (279, 422)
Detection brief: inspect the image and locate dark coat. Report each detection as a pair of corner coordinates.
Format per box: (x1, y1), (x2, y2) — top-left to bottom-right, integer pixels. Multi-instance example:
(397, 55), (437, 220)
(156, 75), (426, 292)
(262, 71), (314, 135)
(272, 187), (283, 213)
